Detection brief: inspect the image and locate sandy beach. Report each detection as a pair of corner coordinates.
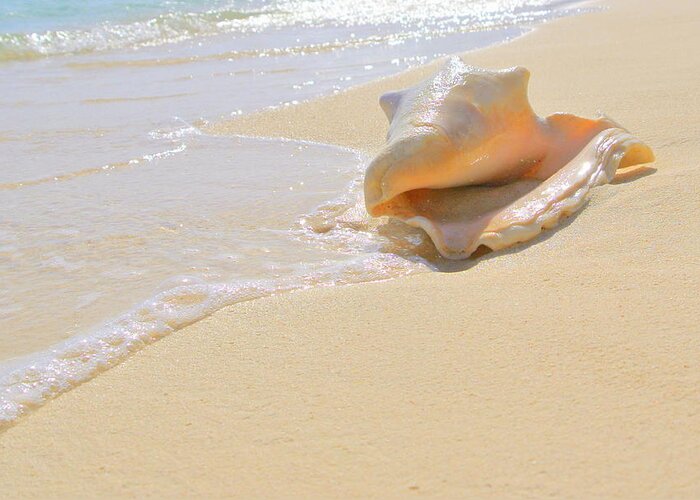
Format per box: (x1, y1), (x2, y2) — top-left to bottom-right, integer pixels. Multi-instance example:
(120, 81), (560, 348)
(1, 0), (699, 497)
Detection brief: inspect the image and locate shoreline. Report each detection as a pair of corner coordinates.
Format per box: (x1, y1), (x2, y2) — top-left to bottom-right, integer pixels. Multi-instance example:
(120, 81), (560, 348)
(0, 0), (578, 367)
(0, 0), (582, 422)
(206, 1), (599, 152)
(2, 0), (699, 497)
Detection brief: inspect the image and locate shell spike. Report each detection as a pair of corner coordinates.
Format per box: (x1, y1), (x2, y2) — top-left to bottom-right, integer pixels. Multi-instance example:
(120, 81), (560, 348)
(379, 91), (404, 122)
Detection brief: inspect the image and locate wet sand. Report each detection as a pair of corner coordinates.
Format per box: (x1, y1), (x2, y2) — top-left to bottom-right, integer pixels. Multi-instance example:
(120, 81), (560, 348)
(1, 0), (699, 497)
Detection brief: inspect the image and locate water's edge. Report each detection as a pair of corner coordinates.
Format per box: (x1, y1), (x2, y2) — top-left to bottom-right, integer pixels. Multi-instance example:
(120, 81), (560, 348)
(0, 135), (430, 430)
(0, 3), (593, 430)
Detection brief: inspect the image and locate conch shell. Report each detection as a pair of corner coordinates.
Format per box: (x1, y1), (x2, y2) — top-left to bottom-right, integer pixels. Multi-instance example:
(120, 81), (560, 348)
(364, 57), (655, 259)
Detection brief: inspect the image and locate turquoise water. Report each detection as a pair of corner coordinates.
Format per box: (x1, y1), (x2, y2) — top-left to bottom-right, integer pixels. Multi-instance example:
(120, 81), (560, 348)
(0, 0), (255, 32)
(0, 0), (267, 60)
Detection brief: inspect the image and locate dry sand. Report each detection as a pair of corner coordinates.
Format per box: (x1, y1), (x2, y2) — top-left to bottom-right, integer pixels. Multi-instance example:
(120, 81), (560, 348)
(1, 0), (699, 497)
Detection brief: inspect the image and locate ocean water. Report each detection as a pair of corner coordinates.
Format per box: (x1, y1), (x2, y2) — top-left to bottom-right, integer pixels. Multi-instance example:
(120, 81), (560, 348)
(0, 0), (584, 425)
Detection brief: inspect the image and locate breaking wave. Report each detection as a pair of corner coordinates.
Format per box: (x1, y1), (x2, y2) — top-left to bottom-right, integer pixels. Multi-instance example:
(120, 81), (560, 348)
(0, 0), (569, 62)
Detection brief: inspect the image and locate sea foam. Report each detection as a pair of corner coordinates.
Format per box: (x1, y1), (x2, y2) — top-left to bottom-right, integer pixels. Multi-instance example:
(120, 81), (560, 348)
(0, 135), (428, 427)
(0, 0), (581, 61)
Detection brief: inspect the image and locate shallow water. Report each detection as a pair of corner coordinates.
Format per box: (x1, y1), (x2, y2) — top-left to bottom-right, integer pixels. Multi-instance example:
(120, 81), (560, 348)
(0, 135), (432, 424)
(2, 135), (378, 359)
(0, 0), (585, 424)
